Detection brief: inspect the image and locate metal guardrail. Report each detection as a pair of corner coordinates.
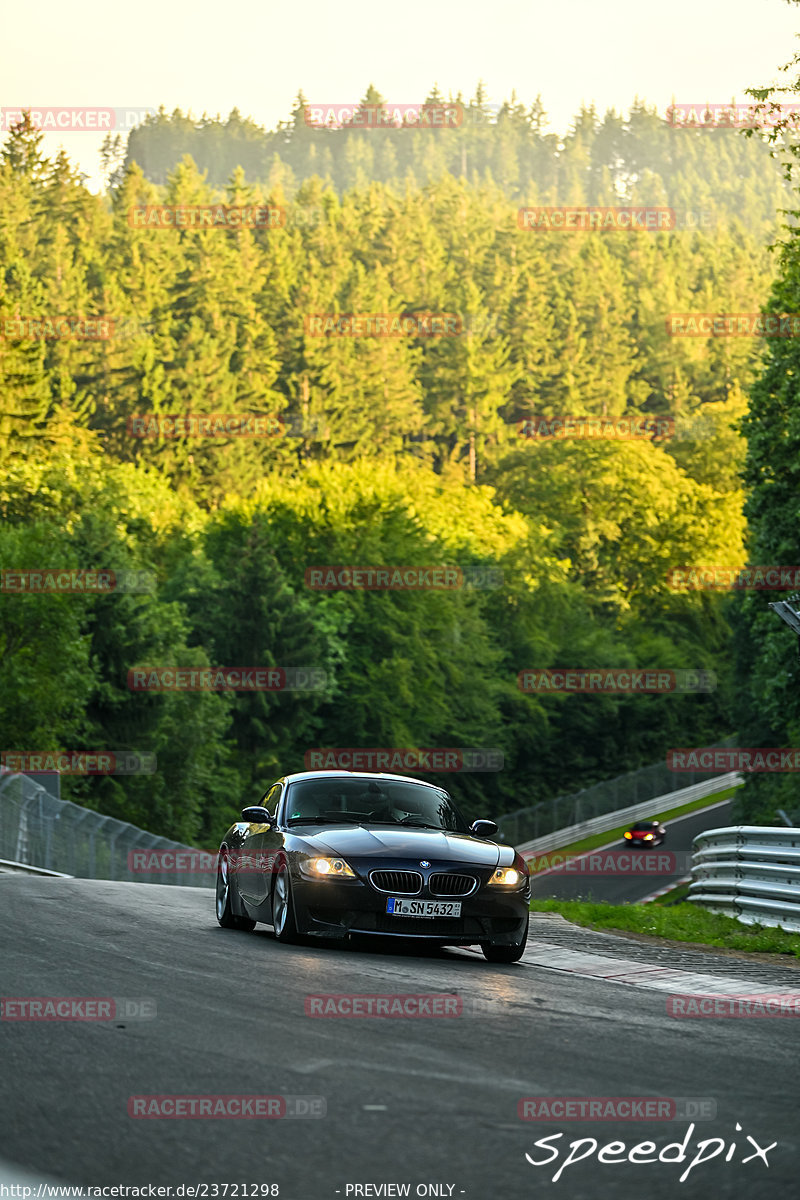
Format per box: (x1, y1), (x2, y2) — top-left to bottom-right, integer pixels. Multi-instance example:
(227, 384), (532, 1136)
(498, 737), (736, 845)
(689, 825), (800, 931)
(0, 767), (214, 888)
(516, 773), (740, 856)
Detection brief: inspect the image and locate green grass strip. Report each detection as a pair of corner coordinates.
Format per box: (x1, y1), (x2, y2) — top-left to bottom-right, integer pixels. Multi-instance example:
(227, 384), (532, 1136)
(529, 897), (800, 958)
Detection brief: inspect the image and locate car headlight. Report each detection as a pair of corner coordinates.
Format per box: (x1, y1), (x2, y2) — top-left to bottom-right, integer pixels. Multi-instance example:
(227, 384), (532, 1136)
(300, 856), (356, 879)
(488, 866), (521, 887)
(643, 833), (654, 841)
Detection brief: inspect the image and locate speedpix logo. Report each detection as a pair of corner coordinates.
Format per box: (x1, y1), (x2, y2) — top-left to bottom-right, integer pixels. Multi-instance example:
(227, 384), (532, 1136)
(524, 1122), (776, 1184)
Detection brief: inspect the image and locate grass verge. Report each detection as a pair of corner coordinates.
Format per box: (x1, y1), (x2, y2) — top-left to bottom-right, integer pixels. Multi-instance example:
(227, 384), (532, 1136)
(529, 897), (800, 958)
(651, 881), (691, 905)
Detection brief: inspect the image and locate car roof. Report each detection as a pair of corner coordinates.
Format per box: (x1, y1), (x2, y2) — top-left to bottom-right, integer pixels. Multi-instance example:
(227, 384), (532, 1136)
(277, 770), (446, 789)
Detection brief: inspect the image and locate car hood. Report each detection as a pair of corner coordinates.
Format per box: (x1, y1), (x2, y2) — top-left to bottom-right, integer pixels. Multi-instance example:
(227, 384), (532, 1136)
(290, 824), (502, 867)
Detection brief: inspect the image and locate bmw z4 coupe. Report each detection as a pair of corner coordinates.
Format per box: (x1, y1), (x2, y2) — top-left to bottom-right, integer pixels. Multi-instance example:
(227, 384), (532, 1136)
(215, 770), (530, 963)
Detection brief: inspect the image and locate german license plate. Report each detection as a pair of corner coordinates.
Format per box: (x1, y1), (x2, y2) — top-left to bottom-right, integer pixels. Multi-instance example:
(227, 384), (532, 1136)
(386, 898), (462, 917)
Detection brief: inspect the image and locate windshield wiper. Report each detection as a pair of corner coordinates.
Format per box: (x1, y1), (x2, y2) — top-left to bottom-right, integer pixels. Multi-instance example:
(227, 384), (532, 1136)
(287, 815), (366, 825)
(356, 817), (444, 830)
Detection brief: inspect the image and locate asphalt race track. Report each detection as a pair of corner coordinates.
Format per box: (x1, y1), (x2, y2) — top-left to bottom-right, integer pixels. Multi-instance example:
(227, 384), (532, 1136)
(528, 800), (733, 904)
(1, 874), (798, 1199)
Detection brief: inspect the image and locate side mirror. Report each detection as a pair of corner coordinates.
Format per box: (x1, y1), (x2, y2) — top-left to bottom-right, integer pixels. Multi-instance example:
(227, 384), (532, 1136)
(470, 819), (499, 839)
(241, 806), (274, 825)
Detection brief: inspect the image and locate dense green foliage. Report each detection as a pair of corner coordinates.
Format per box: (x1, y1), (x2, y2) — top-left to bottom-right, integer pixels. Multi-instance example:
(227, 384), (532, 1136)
(116, 88), (787, 239)
(735, 183), (800, 824)
(0, 93), (783, 842)
(727, 39), (800, 828)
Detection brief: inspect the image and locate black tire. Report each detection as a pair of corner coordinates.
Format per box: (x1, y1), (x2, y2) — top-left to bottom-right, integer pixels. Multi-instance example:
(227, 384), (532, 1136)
(216, 849), (256, 931)
(482, 916), (528, 963)
(272, 860), (300, 943)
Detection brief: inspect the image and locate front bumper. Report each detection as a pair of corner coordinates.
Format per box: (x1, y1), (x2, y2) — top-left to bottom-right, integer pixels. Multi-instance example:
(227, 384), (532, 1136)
(291, 874), (530, 945)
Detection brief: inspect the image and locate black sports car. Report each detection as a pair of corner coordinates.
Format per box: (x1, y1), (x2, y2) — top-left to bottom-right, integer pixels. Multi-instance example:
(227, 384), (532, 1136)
(215, 770), (530, 962)
(623, 819), (667, 847)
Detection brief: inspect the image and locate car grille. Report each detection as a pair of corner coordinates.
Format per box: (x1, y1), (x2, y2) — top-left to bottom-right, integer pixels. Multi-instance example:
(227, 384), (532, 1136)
(369, 870), (422, 895)
(429, 872), (477, 897)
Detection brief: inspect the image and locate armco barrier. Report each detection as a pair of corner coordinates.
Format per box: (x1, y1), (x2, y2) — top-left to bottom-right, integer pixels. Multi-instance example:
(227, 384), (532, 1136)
(0, 766), (214, 887)
(498, 737), (736, 845)
(689, 825), (800, 931)
(516, 773), (740, 857)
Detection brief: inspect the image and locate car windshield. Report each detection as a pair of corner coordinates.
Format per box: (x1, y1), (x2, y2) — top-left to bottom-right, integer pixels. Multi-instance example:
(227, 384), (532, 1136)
(283, 777), (469, 833)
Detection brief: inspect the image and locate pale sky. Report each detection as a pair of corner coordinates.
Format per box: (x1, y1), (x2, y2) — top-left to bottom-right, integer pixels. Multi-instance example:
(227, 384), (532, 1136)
(2, 0), (799, 190)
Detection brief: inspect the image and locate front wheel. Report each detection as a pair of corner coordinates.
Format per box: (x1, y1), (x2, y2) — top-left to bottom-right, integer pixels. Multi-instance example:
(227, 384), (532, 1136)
(482, 916), (528, 963)
(272, 861), (300, 943)
(216, 850), (256, 931)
